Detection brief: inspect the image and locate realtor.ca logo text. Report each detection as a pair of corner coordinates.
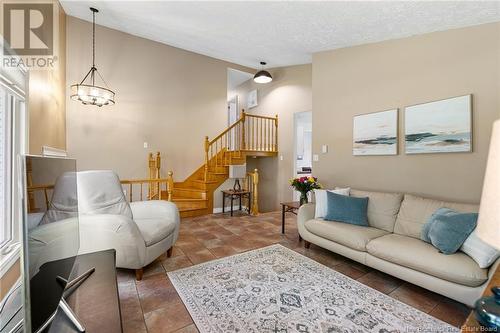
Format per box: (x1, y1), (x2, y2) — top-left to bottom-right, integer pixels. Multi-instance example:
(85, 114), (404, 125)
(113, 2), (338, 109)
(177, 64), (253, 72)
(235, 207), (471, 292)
(2, 2), (59, 70)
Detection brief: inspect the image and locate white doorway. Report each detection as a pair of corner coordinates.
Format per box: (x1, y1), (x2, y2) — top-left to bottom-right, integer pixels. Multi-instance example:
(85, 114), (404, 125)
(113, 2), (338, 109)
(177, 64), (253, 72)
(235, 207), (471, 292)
(293, 111), (312, 200)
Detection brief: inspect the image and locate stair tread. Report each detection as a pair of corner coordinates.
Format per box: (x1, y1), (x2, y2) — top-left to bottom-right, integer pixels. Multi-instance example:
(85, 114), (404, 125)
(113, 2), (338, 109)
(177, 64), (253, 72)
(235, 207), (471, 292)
(173, 187), (205, 192)
(172, 198), (207, 202)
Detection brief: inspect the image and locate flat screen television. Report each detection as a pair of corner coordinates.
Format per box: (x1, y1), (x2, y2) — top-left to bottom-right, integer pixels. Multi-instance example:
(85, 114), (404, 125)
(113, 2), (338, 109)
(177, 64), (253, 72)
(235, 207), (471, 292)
(20, 155), (80, 333)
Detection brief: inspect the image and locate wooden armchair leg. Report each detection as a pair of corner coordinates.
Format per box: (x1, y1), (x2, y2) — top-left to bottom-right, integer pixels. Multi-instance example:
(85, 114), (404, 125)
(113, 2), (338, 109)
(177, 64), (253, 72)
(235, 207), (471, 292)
(167, 247), (173, 258)
(135, 268), (144, 281)
(304, 241), (311, 249)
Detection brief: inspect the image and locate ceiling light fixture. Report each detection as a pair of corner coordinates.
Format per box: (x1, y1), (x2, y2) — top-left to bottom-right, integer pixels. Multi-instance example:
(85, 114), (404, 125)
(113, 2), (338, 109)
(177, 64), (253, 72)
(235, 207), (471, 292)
(253, 61), (273, 84)
(70, 7), (115, 107)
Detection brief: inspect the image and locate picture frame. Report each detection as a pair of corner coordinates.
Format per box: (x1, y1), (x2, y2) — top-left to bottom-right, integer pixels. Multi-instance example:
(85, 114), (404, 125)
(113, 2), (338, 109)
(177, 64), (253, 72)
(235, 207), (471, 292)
(404, 95), (472, 154)
(353, 109), (398, 156)
(247, 89), (258, 109)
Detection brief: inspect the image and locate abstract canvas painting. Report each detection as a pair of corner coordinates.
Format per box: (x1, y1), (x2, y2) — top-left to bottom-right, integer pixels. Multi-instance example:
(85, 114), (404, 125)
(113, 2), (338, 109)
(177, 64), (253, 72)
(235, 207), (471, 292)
(405, 95), (472, 154)
(353, 109), (398, 156)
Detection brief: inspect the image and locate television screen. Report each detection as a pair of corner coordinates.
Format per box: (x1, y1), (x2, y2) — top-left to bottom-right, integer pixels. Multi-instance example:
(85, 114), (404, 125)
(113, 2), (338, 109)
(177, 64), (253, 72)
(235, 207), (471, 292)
(21, 156), (79, 333)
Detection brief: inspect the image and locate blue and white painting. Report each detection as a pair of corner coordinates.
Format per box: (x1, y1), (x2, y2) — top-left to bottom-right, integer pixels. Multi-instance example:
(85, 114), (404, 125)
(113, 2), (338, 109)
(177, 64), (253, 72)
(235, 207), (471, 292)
(353, 109), (398, 156)
(405, 95), (472, 154)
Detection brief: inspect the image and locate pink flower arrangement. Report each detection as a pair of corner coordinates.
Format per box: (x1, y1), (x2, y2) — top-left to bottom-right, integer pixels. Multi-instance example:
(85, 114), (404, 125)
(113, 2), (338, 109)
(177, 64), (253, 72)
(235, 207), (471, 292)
(289, 176), (321, 204)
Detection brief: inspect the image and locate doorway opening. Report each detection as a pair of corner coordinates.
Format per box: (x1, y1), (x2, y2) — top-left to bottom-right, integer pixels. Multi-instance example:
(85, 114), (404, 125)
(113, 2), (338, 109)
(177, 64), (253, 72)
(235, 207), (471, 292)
(293, 111), (312, 200)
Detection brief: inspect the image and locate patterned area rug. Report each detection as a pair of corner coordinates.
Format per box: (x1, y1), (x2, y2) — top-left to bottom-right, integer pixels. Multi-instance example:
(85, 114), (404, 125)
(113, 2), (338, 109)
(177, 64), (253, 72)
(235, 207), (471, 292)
(168, 245), (459, 333)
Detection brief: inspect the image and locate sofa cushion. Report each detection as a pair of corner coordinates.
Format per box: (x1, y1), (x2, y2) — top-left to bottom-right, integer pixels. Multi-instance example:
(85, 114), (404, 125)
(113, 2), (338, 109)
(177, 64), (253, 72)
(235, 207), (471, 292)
(350, 189), (403, 232)
(422, 208), (478, 254)
(366, 234), (487, 287)
(135, 217), (177, 246)
(324, 192), (369, 226)
(304, 219), (388, 251)
(394, 194), (478, 239)
(314, 188), (350, 219)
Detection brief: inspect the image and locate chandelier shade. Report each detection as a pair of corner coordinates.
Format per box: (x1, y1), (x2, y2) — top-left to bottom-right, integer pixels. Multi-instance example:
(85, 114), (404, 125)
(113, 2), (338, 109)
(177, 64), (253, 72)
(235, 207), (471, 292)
(71, 7), (115, 107)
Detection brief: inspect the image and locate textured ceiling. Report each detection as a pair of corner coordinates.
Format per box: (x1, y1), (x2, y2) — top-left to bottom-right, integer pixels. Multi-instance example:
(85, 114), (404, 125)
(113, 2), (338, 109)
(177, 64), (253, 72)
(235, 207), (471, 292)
(60, 1), (500, 69)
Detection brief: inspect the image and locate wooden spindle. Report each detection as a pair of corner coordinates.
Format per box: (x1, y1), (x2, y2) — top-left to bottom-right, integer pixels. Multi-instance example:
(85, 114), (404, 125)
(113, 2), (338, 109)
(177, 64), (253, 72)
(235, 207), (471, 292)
(129, 184), (133, 202)
(204, 136), (209, 181)
(140, 183), (143, 201)
(241, 110), (246, 150)
(275, 114), (278, 152)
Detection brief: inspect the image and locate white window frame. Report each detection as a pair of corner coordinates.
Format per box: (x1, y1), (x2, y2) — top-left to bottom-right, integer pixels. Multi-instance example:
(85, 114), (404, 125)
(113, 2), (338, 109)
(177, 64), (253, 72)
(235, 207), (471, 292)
(0, 61), (28, 278)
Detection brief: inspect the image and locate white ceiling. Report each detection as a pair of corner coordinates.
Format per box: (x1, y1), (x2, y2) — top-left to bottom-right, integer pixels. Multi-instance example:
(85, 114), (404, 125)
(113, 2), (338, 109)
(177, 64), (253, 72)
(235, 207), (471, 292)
(60, 1), (500, 69)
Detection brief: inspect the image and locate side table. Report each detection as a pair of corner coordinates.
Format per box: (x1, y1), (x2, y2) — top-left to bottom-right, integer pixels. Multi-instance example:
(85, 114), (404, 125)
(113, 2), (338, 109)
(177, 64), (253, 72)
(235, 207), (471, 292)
(222, 189), (251, 216)
(280, 201), (302, 240)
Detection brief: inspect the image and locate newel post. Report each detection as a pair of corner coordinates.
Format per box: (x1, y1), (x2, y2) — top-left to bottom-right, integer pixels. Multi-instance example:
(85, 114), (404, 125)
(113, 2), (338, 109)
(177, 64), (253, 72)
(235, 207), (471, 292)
(204, 136), (209, 181)
(167, 171), (174, 202)
(251, 168), (259, 216)
(241, 109), (246, 150)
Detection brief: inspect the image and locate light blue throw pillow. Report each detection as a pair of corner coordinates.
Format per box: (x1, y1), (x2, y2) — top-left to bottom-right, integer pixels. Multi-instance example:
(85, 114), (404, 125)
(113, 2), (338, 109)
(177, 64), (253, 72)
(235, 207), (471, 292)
(421, 207), (478, 255)
(324, 191), (369, 226)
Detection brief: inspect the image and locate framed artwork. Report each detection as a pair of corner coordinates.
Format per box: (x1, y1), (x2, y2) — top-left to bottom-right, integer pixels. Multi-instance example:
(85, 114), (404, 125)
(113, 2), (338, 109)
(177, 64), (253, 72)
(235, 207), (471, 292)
(247, 89), (258, 109)
(353, 109), (398, 156)
(405, 95), (472, 154)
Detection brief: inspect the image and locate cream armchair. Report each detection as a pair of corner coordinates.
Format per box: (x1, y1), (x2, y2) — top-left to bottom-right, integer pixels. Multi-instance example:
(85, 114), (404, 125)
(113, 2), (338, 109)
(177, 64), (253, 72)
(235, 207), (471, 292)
(76, 170), (180, 280)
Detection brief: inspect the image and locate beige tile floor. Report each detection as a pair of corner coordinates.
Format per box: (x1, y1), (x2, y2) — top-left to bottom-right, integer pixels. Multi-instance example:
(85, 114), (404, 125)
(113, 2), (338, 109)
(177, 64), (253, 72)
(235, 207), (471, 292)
(116, 211), (471, 333)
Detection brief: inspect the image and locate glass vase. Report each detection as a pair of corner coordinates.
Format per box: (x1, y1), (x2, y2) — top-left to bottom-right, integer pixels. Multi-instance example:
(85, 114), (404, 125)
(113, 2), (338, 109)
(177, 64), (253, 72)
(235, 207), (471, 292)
(299, 192), (308, 205)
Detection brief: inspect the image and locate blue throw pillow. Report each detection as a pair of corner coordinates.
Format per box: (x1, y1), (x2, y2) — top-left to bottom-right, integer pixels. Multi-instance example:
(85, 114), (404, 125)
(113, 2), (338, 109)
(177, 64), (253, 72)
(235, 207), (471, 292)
(421, 207), (478, 255)
(324, 191), (369, 226)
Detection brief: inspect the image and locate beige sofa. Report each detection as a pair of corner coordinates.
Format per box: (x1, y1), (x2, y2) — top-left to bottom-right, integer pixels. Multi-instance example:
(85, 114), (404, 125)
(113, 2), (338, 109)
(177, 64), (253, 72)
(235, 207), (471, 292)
(297, 189), (500, 307)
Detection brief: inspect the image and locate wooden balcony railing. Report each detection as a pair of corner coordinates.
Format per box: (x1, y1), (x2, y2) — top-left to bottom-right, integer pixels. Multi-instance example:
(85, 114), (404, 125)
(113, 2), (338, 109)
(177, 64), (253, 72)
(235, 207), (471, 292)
(204, 111), (278, 181)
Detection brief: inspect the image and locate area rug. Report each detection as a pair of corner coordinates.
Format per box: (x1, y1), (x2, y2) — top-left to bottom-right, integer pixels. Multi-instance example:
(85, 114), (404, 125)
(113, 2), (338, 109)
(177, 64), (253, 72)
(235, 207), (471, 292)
(167, 244), (458, 333)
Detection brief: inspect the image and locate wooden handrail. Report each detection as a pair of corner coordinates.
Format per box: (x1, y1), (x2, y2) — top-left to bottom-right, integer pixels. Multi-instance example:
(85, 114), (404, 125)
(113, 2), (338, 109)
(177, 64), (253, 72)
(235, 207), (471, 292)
(204, 110), (278, 181)
(208, 118), (243, 145)
(245, 114), (277, 121)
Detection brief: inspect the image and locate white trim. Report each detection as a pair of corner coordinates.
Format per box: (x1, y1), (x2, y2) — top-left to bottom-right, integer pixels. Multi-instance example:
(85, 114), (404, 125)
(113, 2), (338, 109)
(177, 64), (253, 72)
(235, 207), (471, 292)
(213, 205), (248, 214)
(42, 146), (67, 157)
(0, 242), (20, 277)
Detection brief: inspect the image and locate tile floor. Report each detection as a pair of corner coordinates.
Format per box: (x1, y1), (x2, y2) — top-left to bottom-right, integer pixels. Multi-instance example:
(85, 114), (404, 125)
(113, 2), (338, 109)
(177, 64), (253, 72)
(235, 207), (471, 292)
(116, 211), (471, 333)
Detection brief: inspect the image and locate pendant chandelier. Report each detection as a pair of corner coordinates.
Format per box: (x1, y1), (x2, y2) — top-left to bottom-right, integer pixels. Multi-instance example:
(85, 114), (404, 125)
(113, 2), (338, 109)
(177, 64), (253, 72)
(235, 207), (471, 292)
(70, 7), (115, 107)
(253, 61), (273, 84)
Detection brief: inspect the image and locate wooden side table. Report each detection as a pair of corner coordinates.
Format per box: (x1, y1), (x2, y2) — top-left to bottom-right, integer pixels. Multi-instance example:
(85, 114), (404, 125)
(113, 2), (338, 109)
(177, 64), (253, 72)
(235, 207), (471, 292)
(280, 202), (301, 239)
(222, 189), (251, 216)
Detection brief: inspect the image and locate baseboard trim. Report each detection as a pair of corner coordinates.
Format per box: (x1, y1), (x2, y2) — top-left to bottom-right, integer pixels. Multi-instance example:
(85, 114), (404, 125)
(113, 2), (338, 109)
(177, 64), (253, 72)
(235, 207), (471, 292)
(213, 206), (248, 214)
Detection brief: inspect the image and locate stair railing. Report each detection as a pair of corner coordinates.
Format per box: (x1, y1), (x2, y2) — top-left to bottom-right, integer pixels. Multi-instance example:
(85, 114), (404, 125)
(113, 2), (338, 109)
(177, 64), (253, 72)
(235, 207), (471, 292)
(27, 171), (174, 212)
(204, 110), (278, 181)
(244, 168), (259, 216)
(121, 172), (173, 202)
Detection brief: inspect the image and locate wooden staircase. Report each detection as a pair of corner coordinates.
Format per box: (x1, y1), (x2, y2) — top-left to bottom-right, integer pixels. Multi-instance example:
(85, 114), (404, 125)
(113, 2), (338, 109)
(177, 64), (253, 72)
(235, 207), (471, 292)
(156, 111), (278, 217)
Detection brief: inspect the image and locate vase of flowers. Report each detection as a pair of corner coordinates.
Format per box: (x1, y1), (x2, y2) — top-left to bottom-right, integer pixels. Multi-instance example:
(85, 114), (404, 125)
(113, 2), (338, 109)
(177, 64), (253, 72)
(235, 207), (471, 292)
(289, 176), (321, 205)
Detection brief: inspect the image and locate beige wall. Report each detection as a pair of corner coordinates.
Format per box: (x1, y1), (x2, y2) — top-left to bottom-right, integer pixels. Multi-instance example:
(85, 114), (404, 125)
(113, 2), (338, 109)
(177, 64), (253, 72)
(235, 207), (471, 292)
(29, 2), (66, 154)
(66, 17), (250, 181)
(313, 22), (500, 204)
(229, 64), (312, 212)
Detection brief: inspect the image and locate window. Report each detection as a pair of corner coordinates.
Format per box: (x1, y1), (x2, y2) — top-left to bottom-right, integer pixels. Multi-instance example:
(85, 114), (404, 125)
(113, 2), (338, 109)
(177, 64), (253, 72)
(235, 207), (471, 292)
(0, 85), (11, 248)
(0, 65), (27, 276)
